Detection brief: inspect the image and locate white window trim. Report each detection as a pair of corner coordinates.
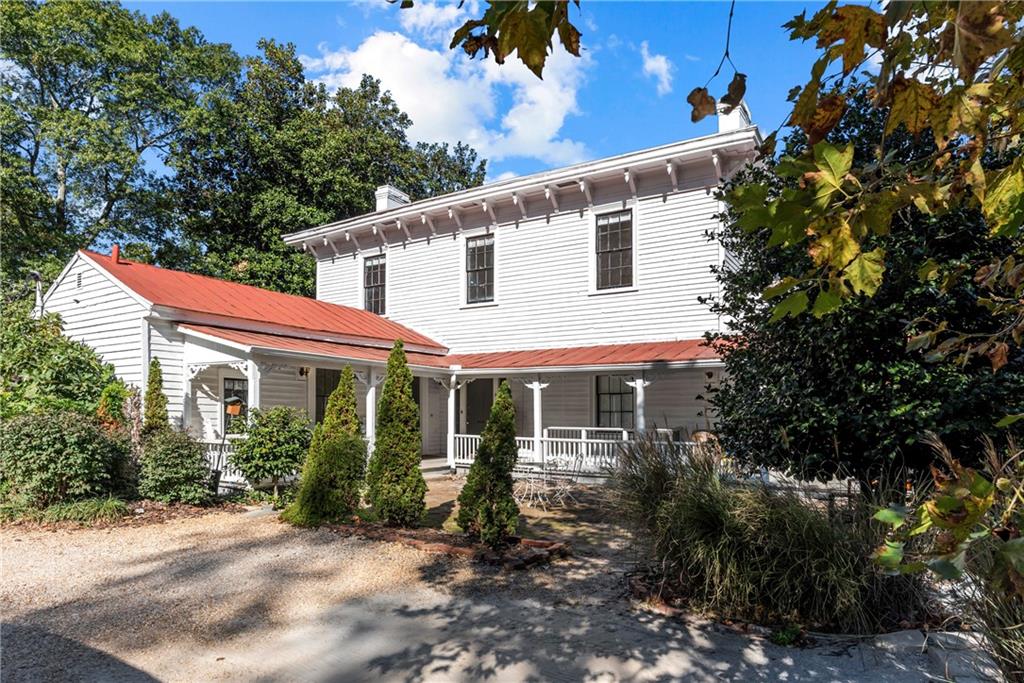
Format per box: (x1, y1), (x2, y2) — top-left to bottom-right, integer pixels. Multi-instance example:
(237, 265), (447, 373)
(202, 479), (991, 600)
(217, 366), (248, 439)
(588, 200), (639, 296)
(459, 227), (500, 309)
(357, 249), (389, 317)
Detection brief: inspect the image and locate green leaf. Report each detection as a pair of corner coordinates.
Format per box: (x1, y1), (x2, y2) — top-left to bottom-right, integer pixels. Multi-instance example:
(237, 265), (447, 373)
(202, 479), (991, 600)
(906, 332), (934, 352)
(873, 504), (910, 528)
(996, 413), (1024, 428)
(875, 540), (905, 569)
(927, 554), (965, 581)
(1000, 538), (1024, 572)
(762, 276), (800, 299)
(984, 157), (1024, 237)
(844, 248), (886, 296)
(769, 290), (809, 322)
(917, 258), (940, 282)
(807, 142), (854, 209)
(811, 287), (841, 318)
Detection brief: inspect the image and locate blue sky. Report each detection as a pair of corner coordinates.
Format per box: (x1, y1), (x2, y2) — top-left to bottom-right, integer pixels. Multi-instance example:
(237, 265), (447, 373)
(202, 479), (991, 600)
(126, 1), (825, 180)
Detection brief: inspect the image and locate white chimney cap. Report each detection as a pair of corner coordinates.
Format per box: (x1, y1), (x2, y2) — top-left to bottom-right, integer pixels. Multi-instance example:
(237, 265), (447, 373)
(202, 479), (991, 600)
(716, 100), (752, 133)
(375, 185), (410, 212)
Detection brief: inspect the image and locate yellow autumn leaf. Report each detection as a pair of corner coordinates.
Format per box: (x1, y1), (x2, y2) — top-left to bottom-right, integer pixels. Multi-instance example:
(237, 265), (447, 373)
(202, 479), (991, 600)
(885, 77), (938, 135)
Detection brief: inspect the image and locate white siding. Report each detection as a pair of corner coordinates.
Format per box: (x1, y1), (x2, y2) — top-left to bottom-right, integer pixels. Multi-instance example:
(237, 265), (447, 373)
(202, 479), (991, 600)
(314, 160), (726, 352)
(257, 362), (310, 415)
(149, 321), (184, 426)
(44, 255), (148, 387)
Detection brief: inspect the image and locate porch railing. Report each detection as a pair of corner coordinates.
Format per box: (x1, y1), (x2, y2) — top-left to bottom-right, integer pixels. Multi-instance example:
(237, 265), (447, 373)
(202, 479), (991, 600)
(452, 432), (695, 475)
(199, 438), (247, 488)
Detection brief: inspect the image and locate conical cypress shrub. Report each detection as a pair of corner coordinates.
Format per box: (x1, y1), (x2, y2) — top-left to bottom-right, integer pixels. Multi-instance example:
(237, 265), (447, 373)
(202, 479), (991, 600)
(365, 340), (426, 526)
(143, 358), (169, 436)
(457, 380), (520, 547)
(320, 365), (360, 439)
(283, 364), (366, 526)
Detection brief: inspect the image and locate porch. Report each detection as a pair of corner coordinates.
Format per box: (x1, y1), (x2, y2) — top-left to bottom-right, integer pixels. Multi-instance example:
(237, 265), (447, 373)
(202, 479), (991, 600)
(176, 324), (722, 484)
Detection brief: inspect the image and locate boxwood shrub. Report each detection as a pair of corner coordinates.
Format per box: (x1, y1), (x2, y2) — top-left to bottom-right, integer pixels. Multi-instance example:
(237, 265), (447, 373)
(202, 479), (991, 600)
(138, 429), (211, 505)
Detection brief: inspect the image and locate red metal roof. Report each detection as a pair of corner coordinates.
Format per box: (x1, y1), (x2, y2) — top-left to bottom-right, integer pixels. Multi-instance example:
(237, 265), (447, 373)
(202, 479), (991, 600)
(179, 325), (450, 368)
(447, 339), (718, 369)
(82, 250), (444, 351)
(181, 324), (717, 371)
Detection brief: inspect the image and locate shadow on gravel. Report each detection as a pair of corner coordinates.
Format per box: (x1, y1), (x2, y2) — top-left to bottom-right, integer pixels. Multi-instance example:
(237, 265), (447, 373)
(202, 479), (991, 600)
(2, 622), (158, 683)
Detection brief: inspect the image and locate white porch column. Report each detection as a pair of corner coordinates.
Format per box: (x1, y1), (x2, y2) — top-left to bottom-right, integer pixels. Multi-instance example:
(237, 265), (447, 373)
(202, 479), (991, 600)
(626, 376), (652, 434)
(365, 367), (379, 454)
(446, 373), (457, 470)
(524, 379), (549, 465)
(246, 359), (261, 412)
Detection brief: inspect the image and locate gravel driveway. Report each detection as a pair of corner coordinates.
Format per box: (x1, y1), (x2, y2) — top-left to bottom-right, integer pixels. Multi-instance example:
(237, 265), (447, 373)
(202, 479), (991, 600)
(1, 508), (941, 682)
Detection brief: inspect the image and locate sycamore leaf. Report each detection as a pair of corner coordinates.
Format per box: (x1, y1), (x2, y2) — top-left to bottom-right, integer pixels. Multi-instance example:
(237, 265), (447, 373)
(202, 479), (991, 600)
(788, 56), (829, 132)
(874, 540), (905, 570)
(927, 554), (966, 581)
(907, 332), (934, 352)
(762, 276), (800, 299)
(805, 141), (854, 209)
(687, 87), (717, 123)
(811, 287), (841, 318)
(720, 72), (747, 113)
(770, 290), (809, 322)
(988, 342), (1010, 372)
(983, 157), (1024, 237)
(932, 84), (990, 148)
(953, 1), (1016, 83)
(873, 504), (911, 528)
(885, 76), (938, 135)
(818, 4), (886, 75)
(917, 258), (940, 282)
(809, 219), (860, 269)
(852, 190), (900, 237)
(845, 248), (886, 296)
(996, 414), (1024, 428)
(757, 131), (778, 160)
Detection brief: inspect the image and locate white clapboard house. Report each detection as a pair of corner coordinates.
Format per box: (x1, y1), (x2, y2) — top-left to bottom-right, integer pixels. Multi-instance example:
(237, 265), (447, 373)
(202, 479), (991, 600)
(42, 105), (759, 476)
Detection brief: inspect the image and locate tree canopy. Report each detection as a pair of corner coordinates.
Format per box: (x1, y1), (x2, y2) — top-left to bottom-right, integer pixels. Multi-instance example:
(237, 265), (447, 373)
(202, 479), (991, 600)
(710, 90), (1023, 482)
(2, 0), (487, 299)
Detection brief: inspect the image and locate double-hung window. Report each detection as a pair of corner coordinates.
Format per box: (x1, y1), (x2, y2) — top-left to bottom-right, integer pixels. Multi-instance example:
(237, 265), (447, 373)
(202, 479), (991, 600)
(363, 254), (386, 315)
(223, 378), (248, 434)
(466, 234), (495, 304)
(596, 375), (634, 430)
(595, 209), (633, 290)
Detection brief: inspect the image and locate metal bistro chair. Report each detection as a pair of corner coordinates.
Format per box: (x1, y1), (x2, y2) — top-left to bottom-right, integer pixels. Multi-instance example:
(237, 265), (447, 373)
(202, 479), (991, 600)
(546, 452), (585, 508)
(512, 448), (548, 510)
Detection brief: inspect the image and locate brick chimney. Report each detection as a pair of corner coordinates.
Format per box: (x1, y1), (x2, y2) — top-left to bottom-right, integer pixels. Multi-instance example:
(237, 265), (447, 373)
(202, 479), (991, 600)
(111, 244), (121, 263)
(375, 185), (410, 212)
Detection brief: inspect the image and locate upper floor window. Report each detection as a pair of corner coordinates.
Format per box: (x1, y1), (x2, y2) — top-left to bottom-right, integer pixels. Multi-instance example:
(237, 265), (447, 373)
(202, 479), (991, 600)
(364, 254), (386, 315)
(466, 234), (494, 304)
(596, 375), (634, 430)
(595, 209), (633, 290)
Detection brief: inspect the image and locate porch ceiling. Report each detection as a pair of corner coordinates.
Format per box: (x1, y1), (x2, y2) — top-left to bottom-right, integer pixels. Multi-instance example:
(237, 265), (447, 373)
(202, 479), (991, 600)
(179, 323), (720, 374)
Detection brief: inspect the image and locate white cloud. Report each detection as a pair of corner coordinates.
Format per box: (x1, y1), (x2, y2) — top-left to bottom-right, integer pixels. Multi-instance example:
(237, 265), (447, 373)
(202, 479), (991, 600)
(684, 54), (701, 63)
(301, 30), (590, 167)
(397, 1), (471, 45)
(639, 41), (673, 96)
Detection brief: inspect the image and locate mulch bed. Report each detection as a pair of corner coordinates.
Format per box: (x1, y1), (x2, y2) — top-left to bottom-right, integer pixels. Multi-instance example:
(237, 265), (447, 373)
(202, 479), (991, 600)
(2, 500), (246, 532)
(322, 521), (571, 569)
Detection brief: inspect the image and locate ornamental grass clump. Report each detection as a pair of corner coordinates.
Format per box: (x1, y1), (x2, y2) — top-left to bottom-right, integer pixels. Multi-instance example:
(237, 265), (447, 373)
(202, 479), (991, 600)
(283, 366), (366, 527)
(614, 432), (926, 633)
(456, 380), (520, 548)
(366, 341), (426, 526)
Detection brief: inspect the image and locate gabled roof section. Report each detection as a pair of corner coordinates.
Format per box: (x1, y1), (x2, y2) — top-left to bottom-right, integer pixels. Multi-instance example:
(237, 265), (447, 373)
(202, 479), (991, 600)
(80, 250), (445, 352)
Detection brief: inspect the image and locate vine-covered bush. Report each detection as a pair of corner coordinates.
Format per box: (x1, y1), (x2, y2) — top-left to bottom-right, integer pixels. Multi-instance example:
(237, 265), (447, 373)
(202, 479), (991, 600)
(0, 411), (125, 507)
(97, 379), (130, 432)
(457, 381), (520, 547)
(230, 406), (310, 495)
(366, 341), (426, 526)
(138, 429), (210, 505)
(0, 309), (114, 418)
